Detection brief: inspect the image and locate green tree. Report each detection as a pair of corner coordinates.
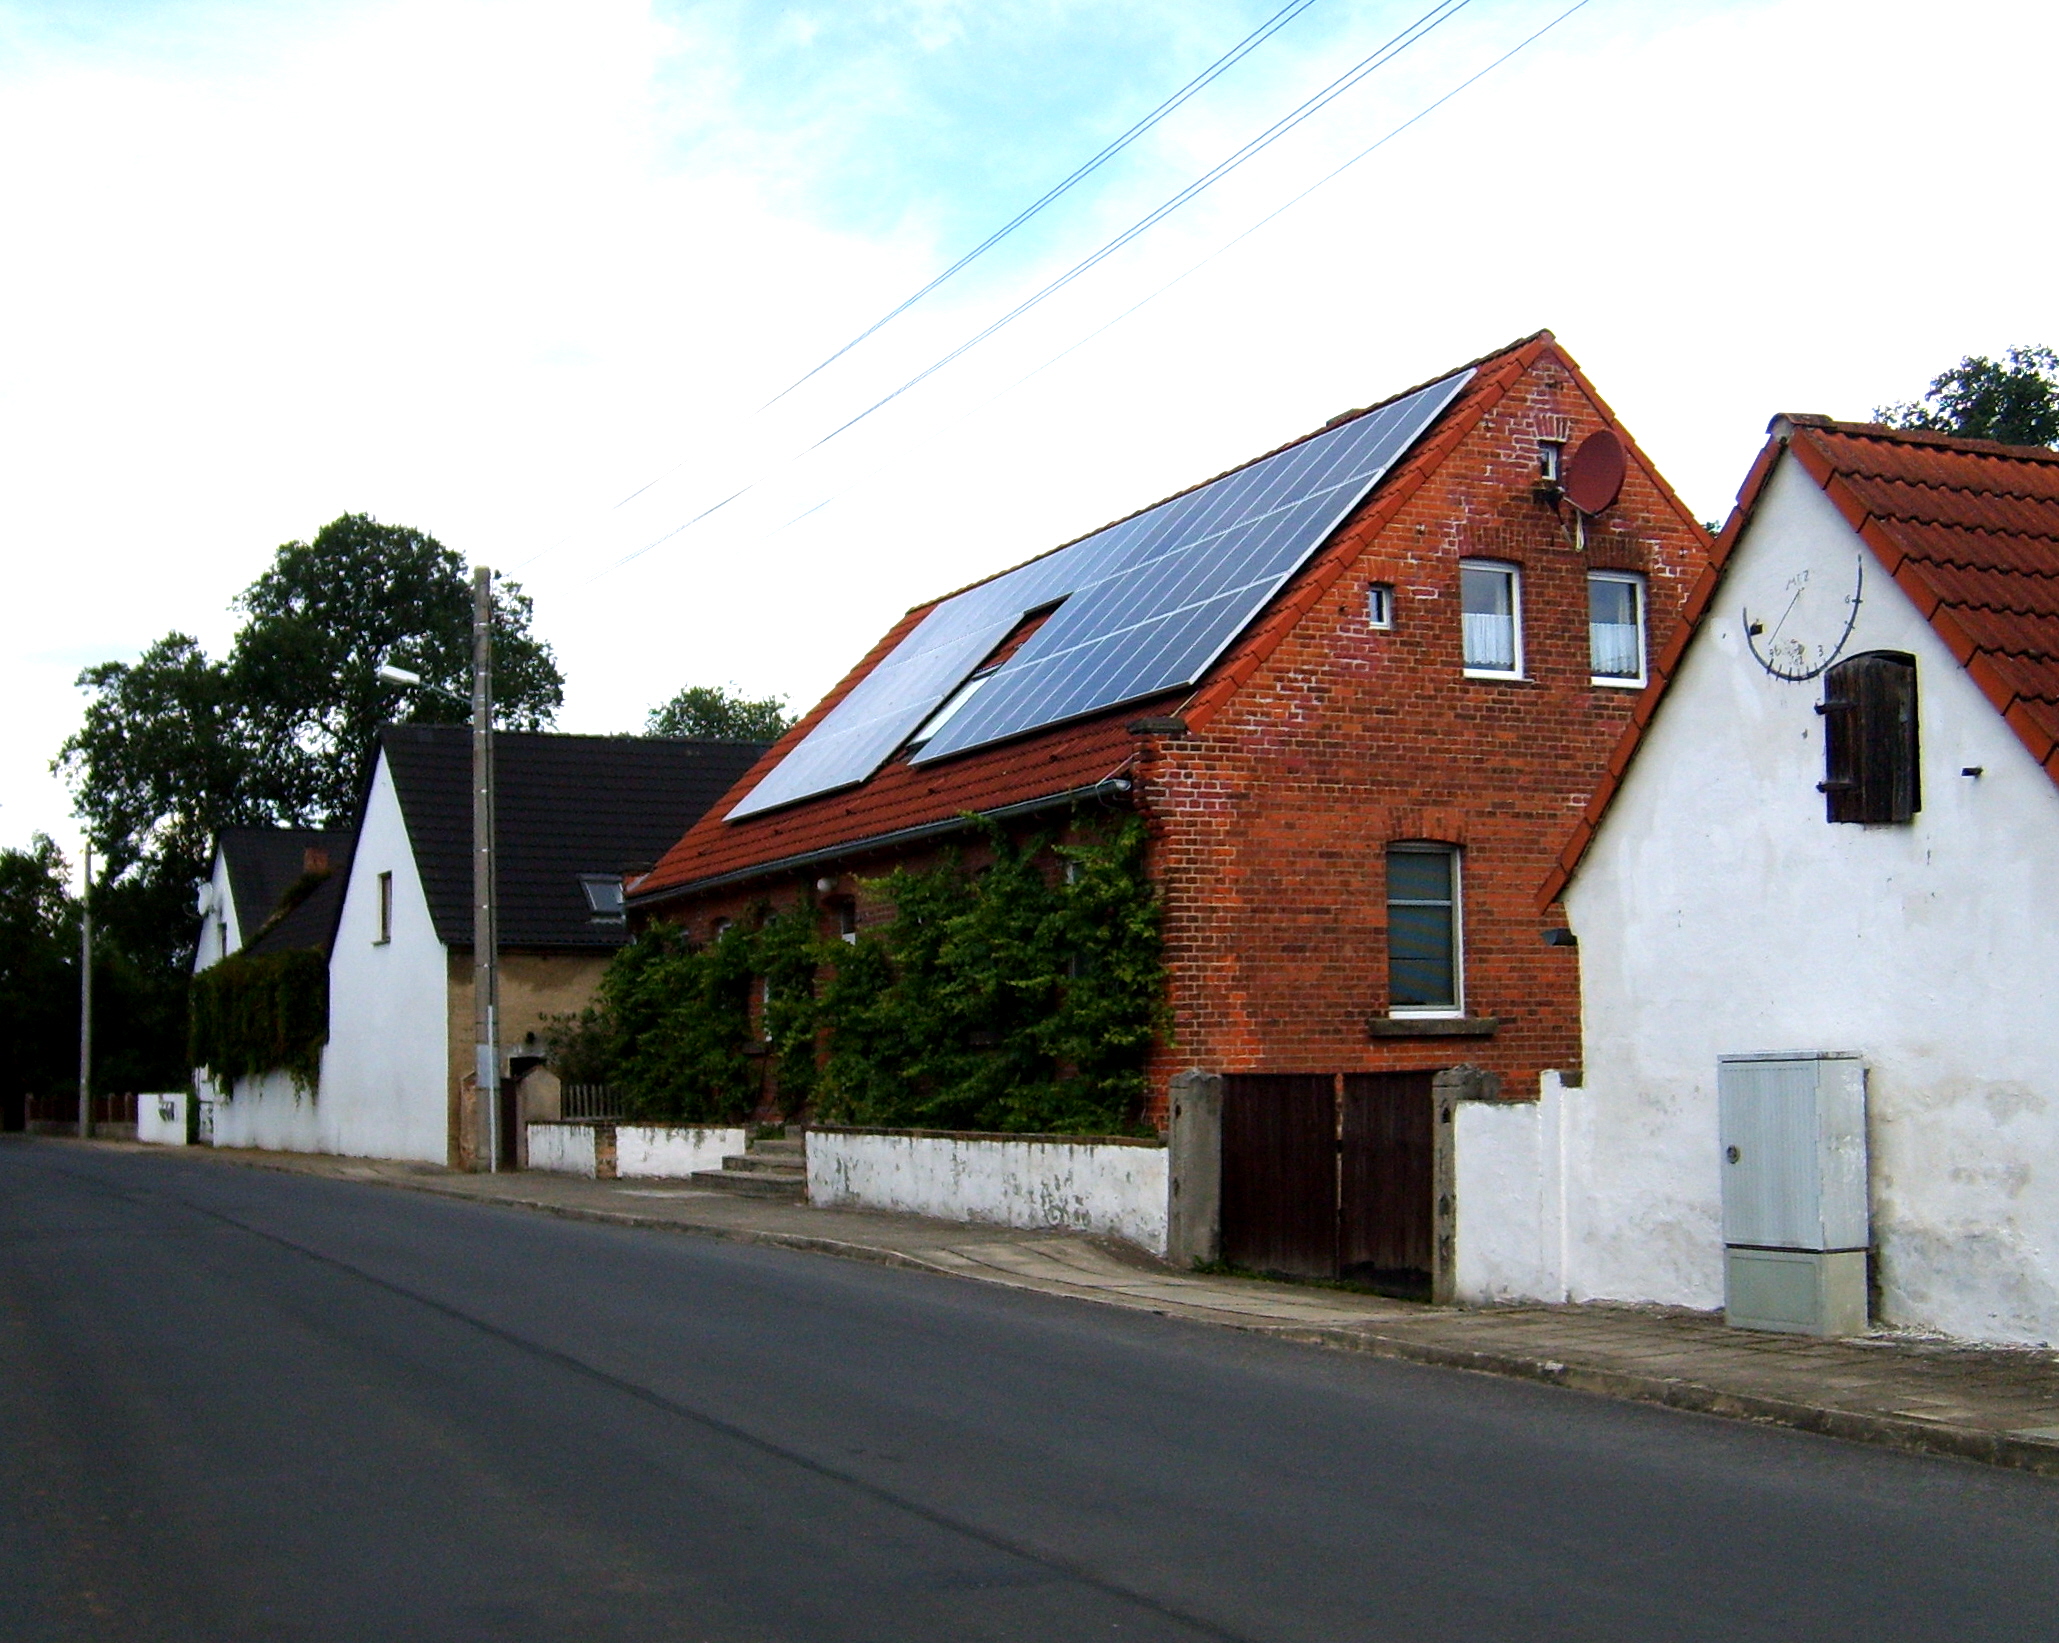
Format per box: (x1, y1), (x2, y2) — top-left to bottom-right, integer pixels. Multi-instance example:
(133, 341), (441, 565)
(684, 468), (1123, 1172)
(645, 683), (791, 741)
(53, 515), (563, 1084)
(59, 514), (562, 899)
(1876, 345), (2059, 447)
(0, 837), (79, 1106)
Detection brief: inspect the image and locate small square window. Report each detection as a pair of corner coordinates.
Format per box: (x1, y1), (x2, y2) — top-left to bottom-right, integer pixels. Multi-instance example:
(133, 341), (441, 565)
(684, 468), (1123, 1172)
(1588, 571), (1647, 686)
(580, 874), (626, 923)
(1366, 583), (1394, 630)
(1539, 442), (1564, 484)
(1460, 561), (1523, 677)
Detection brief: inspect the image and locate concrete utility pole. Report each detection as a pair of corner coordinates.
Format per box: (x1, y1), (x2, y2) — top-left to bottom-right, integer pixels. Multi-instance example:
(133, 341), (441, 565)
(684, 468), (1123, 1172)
(78, 845), (93, 1139)
(471, 566), (501, 1173)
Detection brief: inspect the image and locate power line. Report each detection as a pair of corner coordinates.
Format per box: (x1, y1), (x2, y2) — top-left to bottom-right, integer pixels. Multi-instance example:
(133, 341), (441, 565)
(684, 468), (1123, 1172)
(804, 0), (1474, 451)
(759, 0), (1322, 411)
(738, 0), (1602, 553)
(519, 2), (1320, 569)
(993, 0), (1599, 403)
(590, 1), (1474, 582)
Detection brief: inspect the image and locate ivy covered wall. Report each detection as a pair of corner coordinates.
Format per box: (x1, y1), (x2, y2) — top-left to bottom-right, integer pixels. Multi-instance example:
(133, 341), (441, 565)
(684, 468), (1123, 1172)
(552, 815), (1167, 1134)
(189, 948), (328, 1094)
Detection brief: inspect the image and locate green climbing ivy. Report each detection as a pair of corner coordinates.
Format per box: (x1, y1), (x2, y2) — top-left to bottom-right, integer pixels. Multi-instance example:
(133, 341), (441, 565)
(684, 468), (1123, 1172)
(556, 813), (1168, 1135)
(189, 948), (329, 1094)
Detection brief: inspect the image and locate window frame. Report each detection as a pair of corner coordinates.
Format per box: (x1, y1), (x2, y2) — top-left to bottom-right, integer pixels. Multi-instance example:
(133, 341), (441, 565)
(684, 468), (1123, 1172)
(1459, 559), (1525, 680)
(375, 871), (393, 945)
(1366, 582), (1395, 630)
(1586, 569), (1649, 689)
(1384, 843), (1464, 1019)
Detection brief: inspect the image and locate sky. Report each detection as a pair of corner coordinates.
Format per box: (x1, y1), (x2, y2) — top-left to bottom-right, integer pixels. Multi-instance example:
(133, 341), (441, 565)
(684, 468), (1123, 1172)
(3, 0), (2053, 877)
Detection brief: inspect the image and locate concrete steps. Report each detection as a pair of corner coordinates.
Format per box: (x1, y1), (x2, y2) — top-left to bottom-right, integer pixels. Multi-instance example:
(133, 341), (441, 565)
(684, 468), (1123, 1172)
(690, 1132), (807, 1202)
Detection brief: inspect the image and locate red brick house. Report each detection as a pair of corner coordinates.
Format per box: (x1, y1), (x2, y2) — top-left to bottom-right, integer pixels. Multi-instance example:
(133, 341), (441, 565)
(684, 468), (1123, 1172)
(629, 331), (1708, 1270)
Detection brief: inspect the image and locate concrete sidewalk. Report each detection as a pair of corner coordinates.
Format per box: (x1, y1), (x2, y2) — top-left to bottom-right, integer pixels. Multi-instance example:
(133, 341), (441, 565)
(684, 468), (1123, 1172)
(98, 1138), (2059, 1479)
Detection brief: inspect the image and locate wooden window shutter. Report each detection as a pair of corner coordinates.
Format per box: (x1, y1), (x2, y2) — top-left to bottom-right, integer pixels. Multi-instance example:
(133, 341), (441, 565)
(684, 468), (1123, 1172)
(1819, 651), (1919, 823)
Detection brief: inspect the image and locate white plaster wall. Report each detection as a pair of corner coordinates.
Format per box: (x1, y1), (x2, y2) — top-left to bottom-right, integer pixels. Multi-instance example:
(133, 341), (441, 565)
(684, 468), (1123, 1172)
(528, 1122), (598, 1177)
(212, 757), (450, 1162)
(1456, 1073), (1570, 1304)
(192, 850), (239, 974)
(205, 1068), (326, 1152)
(136, 1091), (189, 1146)
(1560, 451), (2059, 1343)
(808, 1131), (1170, 1255)
(616, 1125), (746, 1179)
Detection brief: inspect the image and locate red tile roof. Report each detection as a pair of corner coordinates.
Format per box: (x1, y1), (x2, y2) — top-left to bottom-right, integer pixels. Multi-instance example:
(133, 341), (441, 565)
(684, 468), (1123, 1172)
(633, 332), (1570, 905)
(1541, 417), (2059, 907)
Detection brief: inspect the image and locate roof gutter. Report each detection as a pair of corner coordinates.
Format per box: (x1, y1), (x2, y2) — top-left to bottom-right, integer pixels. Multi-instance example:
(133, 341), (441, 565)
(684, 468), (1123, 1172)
(626, 777), (1136, 911)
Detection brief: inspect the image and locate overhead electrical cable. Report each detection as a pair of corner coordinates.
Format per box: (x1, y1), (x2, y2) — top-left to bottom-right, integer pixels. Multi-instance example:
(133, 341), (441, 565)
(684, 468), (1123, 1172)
(747, 0), (1597, 548)
(519, 2), (1320, 568)
(759, 0), (1322, 410)
(990, 0), (1597, 403)
(594, 0), (1475, 582)
(804, 0), (1474, 451)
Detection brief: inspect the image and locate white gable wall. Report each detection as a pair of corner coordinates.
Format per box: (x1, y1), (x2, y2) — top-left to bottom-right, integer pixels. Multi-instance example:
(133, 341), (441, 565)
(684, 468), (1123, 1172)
(193, 850), (239, 974)
(207, 757), (450, 1162)
(1551, 451), (2059, 1343)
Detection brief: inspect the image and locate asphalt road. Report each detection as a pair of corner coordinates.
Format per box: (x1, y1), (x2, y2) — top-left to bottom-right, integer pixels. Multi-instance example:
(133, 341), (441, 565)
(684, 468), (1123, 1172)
(5, 1139), (2057, 1642)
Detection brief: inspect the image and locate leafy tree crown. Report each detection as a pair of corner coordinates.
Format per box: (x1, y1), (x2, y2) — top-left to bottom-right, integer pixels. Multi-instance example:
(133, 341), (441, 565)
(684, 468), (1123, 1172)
(645, 683), (792, 741)
(1875, 345), (2059, 448)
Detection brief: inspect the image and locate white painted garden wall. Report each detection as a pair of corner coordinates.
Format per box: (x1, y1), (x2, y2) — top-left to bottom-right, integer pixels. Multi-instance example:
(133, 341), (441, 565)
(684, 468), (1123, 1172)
(1471, 452), (2059, 1344)
(617, 1125), (745, 1179)
(208, 758), (451, 1163)
(527, 1121), (598, 1177)
(136, 1091), (190, 1146)
(524, 1122), (745, 1178)
(808, 1128), (1170, 1255)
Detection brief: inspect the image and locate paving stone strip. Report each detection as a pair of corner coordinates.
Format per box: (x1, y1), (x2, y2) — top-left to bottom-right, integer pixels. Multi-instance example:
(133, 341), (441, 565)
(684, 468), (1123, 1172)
(86, 1139), (2059, 1480)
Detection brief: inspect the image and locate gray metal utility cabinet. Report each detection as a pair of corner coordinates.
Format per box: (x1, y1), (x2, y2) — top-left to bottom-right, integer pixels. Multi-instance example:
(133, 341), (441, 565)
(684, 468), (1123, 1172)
(1717, 1052), (1869, 1336)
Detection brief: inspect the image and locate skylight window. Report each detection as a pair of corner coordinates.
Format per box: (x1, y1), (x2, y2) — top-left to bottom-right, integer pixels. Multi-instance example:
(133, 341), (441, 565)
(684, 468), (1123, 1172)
(906, 666), (997, 751)
(580, 874), (626, 922)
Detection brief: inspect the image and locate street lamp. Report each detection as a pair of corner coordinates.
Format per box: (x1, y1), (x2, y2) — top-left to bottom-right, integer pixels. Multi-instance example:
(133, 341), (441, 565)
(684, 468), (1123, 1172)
(377, 571), (503, 1173)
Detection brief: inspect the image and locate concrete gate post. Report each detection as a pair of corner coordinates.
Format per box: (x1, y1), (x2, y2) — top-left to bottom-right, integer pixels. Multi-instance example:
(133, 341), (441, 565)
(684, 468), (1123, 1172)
(1167, 1069), (1224, 1269)
(1429, 1064), (1501, 1305)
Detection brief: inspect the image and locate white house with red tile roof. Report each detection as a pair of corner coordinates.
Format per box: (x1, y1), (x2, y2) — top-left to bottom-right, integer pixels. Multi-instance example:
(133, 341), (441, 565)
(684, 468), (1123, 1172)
(1458, 418), (2059, 1345)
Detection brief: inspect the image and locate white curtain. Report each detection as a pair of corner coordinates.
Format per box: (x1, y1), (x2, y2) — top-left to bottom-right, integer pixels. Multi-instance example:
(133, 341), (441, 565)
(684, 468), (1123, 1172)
(1463, 611), (1515, 671)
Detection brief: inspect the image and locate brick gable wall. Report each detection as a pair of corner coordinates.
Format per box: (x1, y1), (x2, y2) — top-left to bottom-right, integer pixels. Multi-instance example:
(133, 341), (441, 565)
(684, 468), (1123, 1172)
(1134, 347), (1706, 1114)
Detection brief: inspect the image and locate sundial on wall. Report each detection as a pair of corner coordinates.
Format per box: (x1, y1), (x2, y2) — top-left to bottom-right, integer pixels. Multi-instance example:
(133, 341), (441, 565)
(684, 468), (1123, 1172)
(1743, 555), (1865, 681)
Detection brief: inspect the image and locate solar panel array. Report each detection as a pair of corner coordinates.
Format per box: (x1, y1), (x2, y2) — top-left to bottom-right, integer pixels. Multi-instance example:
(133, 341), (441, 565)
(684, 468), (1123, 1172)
(728, 368), (1472, 819)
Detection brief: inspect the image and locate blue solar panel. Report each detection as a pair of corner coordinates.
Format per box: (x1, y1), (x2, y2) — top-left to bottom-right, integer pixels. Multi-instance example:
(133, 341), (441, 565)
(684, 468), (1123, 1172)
(728, 367), (1471, 819)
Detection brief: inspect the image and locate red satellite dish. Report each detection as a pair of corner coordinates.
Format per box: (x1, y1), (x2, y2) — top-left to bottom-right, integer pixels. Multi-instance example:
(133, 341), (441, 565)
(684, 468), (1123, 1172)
(1562, 429), (1626, 515)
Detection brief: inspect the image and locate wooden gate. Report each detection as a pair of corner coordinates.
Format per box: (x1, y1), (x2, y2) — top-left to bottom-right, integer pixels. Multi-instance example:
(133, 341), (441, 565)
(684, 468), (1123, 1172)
(1221, 1070), (1437, 1293)
(1221, 1074), (1337, 1278)
(1341, 1070), (1436, 1298)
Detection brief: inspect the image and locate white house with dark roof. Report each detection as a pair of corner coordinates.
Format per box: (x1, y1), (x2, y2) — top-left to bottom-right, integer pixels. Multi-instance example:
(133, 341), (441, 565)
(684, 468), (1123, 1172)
(193, 828), (353, 974)
(201, 726), (765, 1166)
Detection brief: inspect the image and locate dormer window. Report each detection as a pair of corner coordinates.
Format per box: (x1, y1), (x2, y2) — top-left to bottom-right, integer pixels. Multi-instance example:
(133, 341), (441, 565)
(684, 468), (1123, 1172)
(580, 874), (626, 923)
